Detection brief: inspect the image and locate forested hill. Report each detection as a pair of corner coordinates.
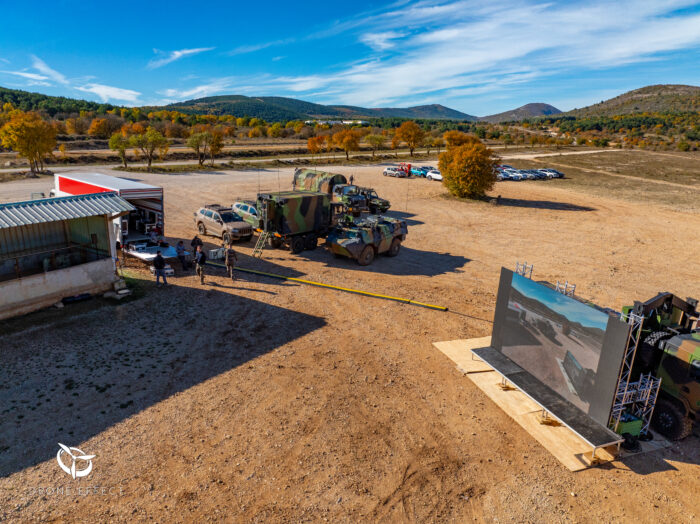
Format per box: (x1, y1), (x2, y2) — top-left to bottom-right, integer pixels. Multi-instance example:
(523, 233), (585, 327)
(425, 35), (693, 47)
(0, 86), (114, 115)
(565, 85), (700, 117)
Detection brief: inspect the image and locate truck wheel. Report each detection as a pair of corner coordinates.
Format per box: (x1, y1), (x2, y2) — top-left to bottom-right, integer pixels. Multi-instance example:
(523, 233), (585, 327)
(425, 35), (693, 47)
(269, 237), (283, 249)
(357, 246), (375, 266)
(652, 398), (692, 440)
(304, 234), (318, 250)
(291, 236), (305, 254)
(387, 238), (401, 257)
(198, 223), (206, 235)
(222, 232), (232, 245)
(369, 205), (377, 214)
(243, 235), (253, 242)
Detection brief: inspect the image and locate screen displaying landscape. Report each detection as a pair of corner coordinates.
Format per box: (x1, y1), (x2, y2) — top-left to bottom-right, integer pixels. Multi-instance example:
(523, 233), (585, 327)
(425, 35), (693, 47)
(496, 273), (610, 413)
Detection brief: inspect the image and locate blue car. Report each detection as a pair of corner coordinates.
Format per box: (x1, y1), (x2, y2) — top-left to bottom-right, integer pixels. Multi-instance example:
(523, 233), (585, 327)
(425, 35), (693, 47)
(410, 167), (424, 177)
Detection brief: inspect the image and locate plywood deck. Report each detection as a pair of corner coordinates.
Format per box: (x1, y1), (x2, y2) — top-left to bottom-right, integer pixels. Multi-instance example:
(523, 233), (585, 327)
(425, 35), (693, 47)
(434, 337), (617, 471)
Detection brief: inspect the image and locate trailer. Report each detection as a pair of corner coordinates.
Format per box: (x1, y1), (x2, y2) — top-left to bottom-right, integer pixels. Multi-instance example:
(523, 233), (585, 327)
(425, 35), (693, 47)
(50, 172), (164, 244)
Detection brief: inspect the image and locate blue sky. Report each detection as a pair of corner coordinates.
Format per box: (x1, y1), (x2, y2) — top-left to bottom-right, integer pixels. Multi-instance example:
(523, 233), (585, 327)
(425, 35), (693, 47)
(511, 274), (608, 331)
(1, 0), (699, 115)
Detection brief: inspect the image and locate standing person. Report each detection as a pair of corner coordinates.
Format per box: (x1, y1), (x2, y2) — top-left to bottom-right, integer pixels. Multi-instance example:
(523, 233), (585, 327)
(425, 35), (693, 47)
(191, 234), (203, 253)
(349, 174), (354, 185)
(176, 240), (187, 271)
(224, 241), (238, 281)
(194, 245), (207, 285)
(153, 250), (167, 286)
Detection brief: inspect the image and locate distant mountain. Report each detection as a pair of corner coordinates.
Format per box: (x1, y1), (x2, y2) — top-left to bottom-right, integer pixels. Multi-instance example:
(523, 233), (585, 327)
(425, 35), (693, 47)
(565, 84), (700, 117)
(479, 103), (562, 123)
(0, 86), (113, 115)
(165, 95), (477, 121)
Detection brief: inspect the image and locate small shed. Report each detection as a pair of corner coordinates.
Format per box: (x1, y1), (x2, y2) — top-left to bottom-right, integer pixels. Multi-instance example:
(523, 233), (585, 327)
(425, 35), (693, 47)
(0, 192), (134, 319)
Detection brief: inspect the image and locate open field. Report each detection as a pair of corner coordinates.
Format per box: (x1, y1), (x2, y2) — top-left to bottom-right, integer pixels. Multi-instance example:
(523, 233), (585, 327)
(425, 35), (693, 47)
(1, 150), (699, 522)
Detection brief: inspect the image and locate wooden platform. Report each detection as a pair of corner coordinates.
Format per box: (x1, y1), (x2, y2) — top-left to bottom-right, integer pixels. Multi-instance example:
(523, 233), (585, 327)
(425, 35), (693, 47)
(434, 337), (618, 471)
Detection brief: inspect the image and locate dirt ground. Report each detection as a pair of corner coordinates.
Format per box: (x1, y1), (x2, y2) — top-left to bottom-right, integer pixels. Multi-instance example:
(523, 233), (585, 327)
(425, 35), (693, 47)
(1, 151), (699, 522)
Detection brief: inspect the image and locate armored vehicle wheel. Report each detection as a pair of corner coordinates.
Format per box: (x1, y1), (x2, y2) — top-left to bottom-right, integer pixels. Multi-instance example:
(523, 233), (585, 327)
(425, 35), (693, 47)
(386, 238), (401, 257)
(269, 237), (283, 249)
(198, 222), (206, 235)
(652, 398), (692, 440)
(357, 246), (375, 266)
(304, 234), (318, 250)
(291, 236), (305, 254)
(222, 232), (232, 245)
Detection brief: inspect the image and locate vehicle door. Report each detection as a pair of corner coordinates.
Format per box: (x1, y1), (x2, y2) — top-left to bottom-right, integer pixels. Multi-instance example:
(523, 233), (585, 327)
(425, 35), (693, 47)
(211, 212), (224, 235)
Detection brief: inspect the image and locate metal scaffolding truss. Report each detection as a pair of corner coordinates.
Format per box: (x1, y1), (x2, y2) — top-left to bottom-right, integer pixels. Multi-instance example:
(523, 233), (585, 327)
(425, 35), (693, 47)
(515, 261), (533, 279)
(608, 311), (645, 432)
(555, 280), (577, 297)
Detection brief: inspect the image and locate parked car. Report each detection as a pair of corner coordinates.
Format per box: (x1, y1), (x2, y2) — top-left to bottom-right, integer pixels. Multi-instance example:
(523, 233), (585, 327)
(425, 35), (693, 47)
(410, 167), (424, 177)
(417, 166), (436, 178)
(383, 166), (400, 177)
(194, 205), (253, 243)
(505, 169), (523, 181)
(232, 201), (259, 227)
(539, 168), (564, 178)
(426, 169), (442, 181)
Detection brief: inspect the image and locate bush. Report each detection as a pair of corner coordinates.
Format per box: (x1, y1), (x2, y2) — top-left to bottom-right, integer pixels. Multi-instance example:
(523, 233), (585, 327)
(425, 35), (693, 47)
(438, 141), (498, 199)
(677, 141), (690, 151)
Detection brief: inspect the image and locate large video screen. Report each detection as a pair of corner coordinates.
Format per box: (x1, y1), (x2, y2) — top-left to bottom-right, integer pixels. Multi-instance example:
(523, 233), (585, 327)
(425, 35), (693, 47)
(491, 269), (630, 426)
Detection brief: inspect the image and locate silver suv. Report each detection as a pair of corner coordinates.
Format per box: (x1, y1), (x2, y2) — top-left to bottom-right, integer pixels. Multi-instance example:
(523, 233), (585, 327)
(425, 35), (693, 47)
(194, 205), (253, 244)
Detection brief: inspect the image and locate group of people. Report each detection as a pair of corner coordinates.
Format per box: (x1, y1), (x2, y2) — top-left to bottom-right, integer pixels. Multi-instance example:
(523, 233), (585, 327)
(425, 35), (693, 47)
(152, 234), (238, 287)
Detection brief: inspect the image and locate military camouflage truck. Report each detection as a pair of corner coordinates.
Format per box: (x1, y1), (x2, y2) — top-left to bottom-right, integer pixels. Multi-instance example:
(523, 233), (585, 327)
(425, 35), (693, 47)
(293, 168), (367, 215)
(627, 293), (699, 439)
(256, 191), (331, 253)
(292, 168), (347, 193)
(326, 215), (407, 266)
(356, 186), (391, 214)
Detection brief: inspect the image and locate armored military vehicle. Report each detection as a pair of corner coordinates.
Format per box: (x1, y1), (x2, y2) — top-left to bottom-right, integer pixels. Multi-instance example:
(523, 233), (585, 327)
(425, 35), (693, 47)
(256, 191), (331, 253)
(627, 293), (699, 440)
(330, 184), (367, 215)
(326, 215), (407, 266)
(356, 186), (390, 214)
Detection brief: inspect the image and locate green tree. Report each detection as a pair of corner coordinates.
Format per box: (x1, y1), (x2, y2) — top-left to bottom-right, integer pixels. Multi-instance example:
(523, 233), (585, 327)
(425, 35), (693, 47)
(109, 132), (129, 168)
(208, 130), (224, 166)
(438, 141), (499, 199)
(129, 127), (168, 172)
(187, 132), (209, 166)
(394, 120), (425, 156)
(364, 134), (386, 157)
(0, 111), (56, 174)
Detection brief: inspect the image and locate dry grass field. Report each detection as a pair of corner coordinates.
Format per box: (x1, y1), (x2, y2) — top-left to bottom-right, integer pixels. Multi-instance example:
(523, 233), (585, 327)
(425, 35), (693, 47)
(0, 149), (698, 522)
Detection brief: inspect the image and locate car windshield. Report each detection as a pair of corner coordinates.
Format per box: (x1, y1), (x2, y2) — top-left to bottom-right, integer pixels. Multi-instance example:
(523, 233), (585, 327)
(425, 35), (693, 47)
(369, 192), (377, 198)
(220, 212), (240, 223)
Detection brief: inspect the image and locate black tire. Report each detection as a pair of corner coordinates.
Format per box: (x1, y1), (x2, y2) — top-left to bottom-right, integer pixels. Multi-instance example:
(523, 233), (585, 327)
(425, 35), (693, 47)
(357, 245), (375, 266)
(652, 398), (692, 440)
(243, 235), (253, 242)
(304, 234), (318, 251)
(383, 171), (387, 176)
(386, 238), (401, 257)
(269, 237), (283, 249)
(198, 222), (206, 235)
(290, 236), (305, 254)
(222, 232), (232, 245)
(369, 205), (377, 214)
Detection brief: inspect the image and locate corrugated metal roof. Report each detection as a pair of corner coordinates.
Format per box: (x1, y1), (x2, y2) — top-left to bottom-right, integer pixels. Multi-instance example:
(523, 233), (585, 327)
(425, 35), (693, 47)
(0, 192), (135, 229)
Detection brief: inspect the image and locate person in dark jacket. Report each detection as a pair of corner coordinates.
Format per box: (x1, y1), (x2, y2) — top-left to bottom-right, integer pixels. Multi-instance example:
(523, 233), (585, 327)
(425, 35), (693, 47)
(224, 241), (238, 281)
(191, 235), (203, 253)
(194, 245), (207, 285)
(153, 250), (167, 286)
(176, 240), (188, 270)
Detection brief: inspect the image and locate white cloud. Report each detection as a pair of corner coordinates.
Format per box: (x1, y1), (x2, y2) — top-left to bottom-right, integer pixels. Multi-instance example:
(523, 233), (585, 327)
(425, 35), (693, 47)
(360, 31), (405, 51)
(30, 55), (69, 85)
(160, 78), (232, 100)
(76, 83), (141, 103)
(241, 0), (700, 108)
(148, 47), (215, 69)
(0, 71), (50, 81)
(228, 39), (293, 56)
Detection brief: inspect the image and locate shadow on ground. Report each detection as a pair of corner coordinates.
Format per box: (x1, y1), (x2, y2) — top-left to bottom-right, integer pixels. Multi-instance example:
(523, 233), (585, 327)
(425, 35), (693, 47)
(382, 210), (424, 226)
(297, 245), (470, 277)
(0, 273), (325, 477)
(494, 197), (595, 211)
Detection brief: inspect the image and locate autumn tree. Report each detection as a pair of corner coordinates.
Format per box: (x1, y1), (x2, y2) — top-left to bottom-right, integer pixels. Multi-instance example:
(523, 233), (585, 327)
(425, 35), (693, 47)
(438, 140), (499, 199)
(129, 127), (168, 172)
(208, 130), (224, 166)
(307, 135), (323, 161)
(432, 136), (445, 154)
(109, 132), (130, 168)
(394, 121), (425, 156)
(0, 111), (56, 174)
(332, 128), (361, 160)
(443, 130), (477, 149)
(88, 118), (111, 138)
(364, 134), (386, 157)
